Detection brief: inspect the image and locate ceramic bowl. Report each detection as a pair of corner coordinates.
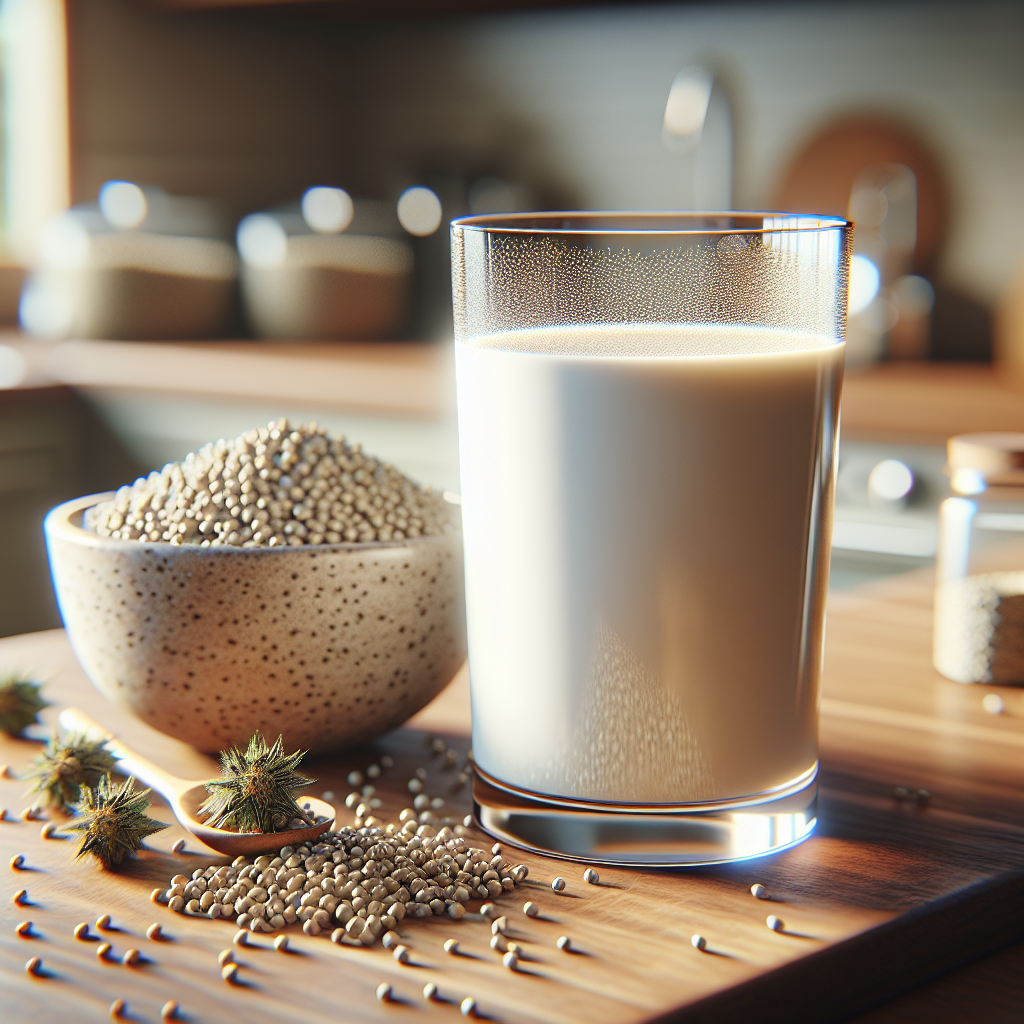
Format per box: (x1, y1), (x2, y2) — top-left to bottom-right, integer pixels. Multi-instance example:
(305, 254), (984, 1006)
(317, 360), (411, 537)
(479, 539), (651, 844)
(45, 493), (466, 754)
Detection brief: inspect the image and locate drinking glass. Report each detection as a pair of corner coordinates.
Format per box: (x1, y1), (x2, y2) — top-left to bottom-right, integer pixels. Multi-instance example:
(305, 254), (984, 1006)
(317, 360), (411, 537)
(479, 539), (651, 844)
(451, 213), (851, 865)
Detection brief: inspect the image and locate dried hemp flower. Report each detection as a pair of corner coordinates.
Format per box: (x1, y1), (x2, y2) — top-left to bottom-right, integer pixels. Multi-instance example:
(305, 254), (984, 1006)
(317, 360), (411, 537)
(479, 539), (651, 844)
(0, 673), (49, 736)
(199, 732), (316, 834)
(24, 732), (117, 811)
(68, 775), (168, 868)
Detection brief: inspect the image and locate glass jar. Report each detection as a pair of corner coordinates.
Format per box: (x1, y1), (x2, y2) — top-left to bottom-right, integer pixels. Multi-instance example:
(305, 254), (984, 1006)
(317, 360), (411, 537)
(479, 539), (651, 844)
(934, 433), (1024, 684)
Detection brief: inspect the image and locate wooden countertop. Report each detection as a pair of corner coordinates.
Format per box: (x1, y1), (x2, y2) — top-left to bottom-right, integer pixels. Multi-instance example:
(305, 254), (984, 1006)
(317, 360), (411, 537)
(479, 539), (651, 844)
(1, 541), (1022, 1023)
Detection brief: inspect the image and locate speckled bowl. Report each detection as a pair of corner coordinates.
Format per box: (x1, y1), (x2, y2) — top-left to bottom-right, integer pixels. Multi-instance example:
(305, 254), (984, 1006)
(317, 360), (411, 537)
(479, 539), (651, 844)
(44, 493), (466, 754)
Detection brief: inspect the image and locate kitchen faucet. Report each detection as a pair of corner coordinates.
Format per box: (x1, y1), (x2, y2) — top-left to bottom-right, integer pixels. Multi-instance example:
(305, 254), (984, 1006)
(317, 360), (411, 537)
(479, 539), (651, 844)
(662, 65), (733, 211)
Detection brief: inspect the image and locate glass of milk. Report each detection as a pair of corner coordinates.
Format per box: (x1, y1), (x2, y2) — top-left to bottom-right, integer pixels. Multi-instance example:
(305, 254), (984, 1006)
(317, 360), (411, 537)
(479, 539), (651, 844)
(451, 213), (851, 865)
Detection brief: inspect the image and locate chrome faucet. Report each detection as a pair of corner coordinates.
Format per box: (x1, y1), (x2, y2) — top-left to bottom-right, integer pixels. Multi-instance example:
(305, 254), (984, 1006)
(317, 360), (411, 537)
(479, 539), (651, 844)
(662, 65), (733, 211)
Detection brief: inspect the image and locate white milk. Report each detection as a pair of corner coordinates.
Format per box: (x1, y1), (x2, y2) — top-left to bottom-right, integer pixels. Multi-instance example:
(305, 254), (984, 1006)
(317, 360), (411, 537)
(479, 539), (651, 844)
(456, 323), (844, 804)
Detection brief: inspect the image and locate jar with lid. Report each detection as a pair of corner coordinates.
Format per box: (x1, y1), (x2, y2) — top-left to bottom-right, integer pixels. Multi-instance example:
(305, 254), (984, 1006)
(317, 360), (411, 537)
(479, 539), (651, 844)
(933, 432), (1024, 684)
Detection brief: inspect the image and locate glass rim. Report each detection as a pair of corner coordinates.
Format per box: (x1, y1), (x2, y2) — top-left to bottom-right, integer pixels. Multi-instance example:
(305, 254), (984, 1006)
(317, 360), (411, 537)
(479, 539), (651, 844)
(451, 210), (851, 236)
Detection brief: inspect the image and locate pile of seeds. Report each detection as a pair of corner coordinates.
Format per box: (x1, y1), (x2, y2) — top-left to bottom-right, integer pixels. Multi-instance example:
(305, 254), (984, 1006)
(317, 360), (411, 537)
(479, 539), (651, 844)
(158, 823), (527, 946)
(86, 419), (454, 547)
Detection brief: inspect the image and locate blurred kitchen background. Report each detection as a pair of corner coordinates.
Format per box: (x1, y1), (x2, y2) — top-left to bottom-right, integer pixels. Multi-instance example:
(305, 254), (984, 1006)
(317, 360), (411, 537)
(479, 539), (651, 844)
(0, 0), (1022, 637)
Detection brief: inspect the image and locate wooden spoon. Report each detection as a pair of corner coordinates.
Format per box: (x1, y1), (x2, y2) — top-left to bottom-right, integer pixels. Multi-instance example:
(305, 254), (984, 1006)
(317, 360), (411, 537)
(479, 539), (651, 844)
(58, 708), (335, 857)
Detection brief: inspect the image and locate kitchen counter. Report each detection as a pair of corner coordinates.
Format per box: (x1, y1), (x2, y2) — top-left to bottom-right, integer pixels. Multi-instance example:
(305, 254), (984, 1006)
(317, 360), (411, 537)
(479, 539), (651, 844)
(4, 335), (1023, 440)
(1, 541), (1021, 1023)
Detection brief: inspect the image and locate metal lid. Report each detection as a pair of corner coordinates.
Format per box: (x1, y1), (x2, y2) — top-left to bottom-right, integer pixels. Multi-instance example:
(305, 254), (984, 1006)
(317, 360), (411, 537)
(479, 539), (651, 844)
(947, 432), (1024, 494)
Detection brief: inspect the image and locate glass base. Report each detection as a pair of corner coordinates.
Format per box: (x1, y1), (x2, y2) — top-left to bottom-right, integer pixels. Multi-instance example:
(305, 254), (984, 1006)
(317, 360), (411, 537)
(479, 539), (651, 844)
(473, 765), (817, 867)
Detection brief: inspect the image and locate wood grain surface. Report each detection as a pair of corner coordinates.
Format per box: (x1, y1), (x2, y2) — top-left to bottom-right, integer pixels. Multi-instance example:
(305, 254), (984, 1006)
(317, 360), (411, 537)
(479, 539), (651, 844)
(1, 543), (1022, 1024)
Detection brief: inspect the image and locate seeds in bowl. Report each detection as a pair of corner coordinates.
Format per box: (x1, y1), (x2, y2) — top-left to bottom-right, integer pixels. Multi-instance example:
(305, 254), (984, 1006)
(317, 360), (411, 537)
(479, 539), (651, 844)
(86, 419), (454, 547)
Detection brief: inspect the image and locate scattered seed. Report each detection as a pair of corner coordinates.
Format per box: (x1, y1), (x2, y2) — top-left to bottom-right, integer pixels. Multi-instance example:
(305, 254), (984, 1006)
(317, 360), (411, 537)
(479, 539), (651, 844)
(382, 931), (401, 949)
(347, 771), (364, 787)
(444, 938), (460, 955)
(551, 877), (566, 892)
(171, 838), (186, 854)
(461, 996), (477, 1017)
(109, 998), (126, 1019)
(480, 903), (499, 920)
(74, 922), (91, 940)
(218, 949), (234, 966)
(146, 923), (163, 940)
(982, 693), (1004, 715)
(0, 764), (10, 778)
(691, 933), (707, 950)
(524, 901), (539, 917)
(21, 808), (38, 821)
(122, 948), (140, 966)
(161, 1000), (179, 1022)
(344, 793), (359, 808)
(408, 778), (423, 794)
(490, 935), (508, 952)
(40, 822), (58, 839)
(503, 951), (519, 970)
(0, 808), (6, 820)
(149, 811), (526, 951)
(150, 887), (164, 903)
(462, 814), (473, 827)
(16, 920), (32, 937)
(222, 963), (239, 984)
(25, 956), (42, 976)
(97, 914), (112, 930)
(97, 942), (113, 960)
(13, 889), (28, 906)
(491, 917), (509, 935)
(274, 935), (289, 952)
(423, 981), (438, 1001)
(232, 929), (249, 947)
(766, 915), (784, 932)
(394, 944), (411, 964)
(751, 883), (769, 899)
(556, 935), (572, 951)
(583, 868), (599, 884)
(376, 982), (392, 1002)
(10, 854), (25, 870)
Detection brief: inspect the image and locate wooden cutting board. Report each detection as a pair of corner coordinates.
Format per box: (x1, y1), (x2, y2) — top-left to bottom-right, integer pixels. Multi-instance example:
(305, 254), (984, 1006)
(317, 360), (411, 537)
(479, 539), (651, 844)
(1, 545), (1022, 1024)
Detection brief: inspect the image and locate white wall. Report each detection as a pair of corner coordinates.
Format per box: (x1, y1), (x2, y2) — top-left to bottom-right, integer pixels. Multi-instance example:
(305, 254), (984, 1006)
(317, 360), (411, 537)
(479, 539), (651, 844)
(347, 0), (1024, 306)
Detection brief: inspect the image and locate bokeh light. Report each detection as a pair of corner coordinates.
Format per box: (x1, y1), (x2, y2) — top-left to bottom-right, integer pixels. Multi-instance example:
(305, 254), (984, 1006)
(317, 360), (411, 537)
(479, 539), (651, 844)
(848, 254), (880, 314)
(302, 186), (354, 234)
(237, 213), (288, 267)
(397, 186), (442, 237)
(99, 180), (148, 229)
